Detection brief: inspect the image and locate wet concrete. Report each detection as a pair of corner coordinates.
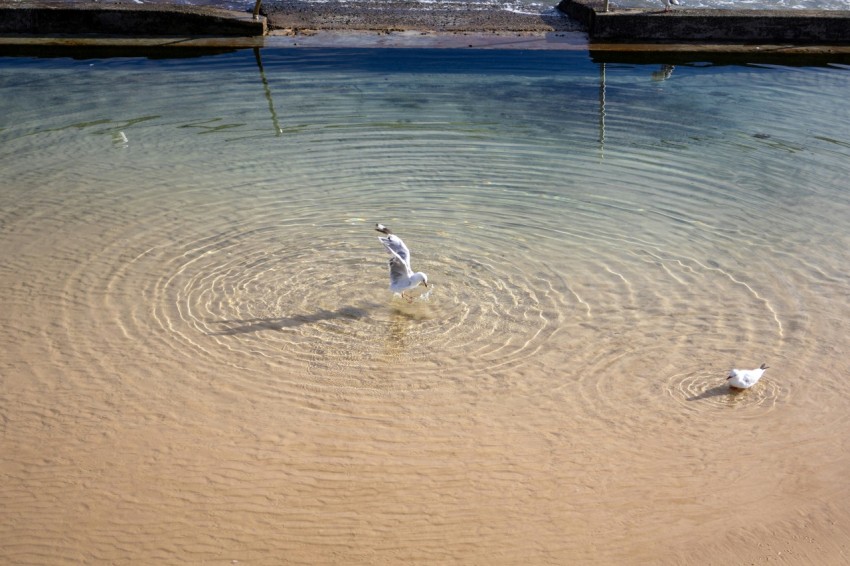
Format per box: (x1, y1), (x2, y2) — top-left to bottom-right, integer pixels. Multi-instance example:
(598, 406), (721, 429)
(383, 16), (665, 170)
(261, 0), (580, 32)
(2, 0), (850, 50)
(559, 0), (850, 43)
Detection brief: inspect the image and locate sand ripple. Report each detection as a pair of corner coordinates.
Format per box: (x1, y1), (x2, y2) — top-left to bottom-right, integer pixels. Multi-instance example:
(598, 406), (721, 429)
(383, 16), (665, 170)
(3, 50), (850, 565)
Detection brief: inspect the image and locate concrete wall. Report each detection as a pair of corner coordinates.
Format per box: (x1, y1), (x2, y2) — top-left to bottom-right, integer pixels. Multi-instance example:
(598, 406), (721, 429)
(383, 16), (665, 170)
(0, 3), (266, 36)
(558, 0), (850, 43)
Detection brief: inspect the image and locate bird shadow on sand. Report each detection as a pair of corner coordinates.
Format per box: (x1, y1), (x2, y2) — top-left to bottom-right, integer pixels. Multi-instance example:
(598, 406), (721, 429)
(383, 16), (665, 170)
(208, 305), (376, 336)
(687, 384), (741, 402)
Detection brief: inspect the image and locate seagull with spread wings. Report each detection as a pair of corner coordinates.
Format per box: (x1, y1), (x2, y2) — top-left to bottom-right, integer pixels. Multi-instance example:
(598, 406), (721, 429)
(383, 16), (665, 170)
(375, 223), (428, 301)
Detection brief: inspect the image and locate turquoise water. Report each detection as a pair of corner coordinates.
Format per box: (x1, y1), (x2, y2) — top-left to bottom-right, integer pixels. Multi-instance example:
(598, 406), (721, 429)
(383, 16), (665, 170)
(2, 48), (850, 563)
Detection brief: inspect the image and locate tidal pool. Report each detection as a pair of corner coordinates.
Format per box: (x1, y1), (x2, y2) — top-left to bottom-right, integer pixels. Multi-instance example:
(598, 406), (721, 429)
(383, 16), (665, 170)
(1, 48), (849, 563)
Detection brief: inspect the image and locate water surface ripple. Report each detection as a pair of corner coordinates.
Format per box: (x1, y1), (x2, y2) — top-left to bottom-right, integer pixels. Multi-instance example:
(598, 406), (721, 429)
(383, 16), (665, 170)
(2, 50), (850, 564)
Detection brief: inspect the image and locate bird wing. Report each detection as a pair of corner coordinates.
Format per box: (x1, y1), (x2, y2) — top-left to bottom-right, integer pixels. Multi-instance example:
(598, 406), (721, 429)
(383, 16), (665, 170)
(745, 369), (762, 385)
(388, 257), (411, 289)
(379, 235), (412, 272)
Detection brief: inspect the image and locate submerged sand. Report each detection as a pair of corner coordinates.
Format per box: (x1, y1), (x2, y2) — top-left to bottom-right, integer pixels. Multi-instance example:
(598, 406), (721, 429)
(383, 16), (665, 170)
(2, 13), (850, 566)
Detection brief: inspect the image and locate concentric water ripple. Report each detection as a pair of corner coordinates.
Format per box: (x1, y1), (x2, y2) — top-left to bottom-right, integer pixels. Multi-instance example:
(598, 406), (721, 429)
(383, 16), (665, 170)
(667, 366), (786, 415)
(4, 50), (850, 564)
(138, 214), (576, 393)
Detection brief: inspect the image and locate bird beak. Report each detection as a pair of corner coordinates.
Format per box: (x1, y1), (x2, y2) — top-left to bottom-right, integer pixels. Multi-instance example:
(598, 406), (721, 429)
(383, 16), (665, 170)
(423, 281), (428, 287)
(726, 375), (732, 380)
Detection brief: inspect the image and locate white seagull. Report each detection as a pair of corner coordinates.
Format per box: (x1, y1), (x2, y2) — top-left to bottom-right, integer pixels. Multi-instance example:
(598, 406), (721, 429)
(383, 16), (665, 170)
(376, 223), (428, 301)
(727, 363), (768, 390)
(662, 0), (680, 11)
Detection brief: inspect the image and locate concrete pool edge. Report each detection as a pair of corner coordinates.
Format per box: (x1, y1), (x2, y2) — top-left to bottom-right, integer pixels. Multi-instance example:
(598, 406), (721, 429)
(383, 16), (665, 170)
(559, 0), (850, 43)
(2, 1), (850, 55)
(0, 2), (267, 37)
(4, 31), (850, 60)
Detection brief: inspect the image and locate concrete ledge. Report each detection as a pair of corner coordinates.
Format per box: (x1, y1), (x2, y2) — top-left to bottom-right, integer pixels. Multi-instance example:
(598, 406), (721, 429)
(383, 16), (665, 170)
(558, 0), (850, 43)
(0, 2), (267, 37)
(262, 0), (581, 32)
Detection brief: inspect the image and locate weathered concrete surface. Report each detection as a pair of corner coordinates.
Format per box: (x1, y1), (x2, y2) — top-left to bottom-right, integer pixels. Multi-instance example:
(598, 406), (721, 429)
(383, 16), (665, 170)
(559, 0), (850, 43)
(262, 0), (581, 32)
(0, 1), (266, 36)
(2, 0), (850, 48)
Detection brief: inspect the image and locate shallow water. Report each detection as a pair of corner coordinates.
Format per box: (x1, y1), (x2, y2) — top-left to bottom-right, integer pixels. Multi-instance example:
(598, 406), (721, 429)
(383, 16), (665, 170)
(2, 49), (850, 563)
